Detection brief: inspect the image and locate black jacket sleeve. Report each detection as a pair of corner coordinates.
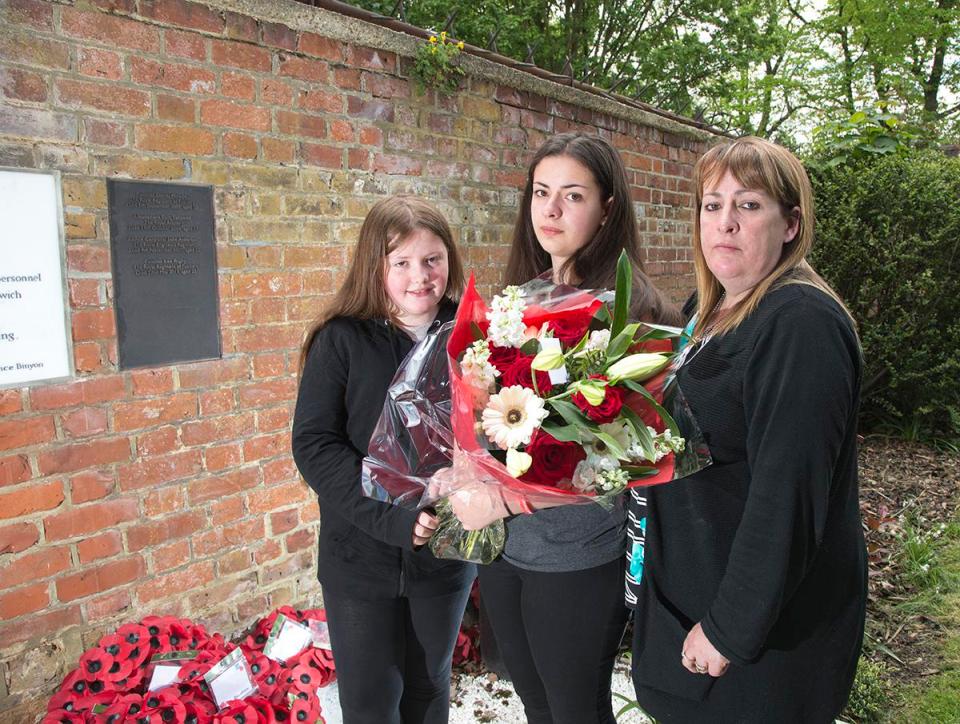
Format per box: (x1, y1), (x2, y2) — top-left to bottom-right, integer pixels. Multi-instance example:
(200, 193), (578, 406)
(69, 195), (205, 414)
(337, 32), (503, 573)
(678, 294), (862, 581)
(292, 324), (419, 550)
(701, 299), (859, 664)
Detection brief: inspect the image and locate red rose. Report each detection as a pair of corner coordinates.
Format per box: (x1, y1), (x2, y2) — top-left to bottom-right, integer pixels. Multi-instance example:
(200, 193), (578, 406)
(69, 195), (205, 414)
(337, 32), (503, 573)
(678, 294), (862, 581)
(571, 375), (624, 424)
(521, 430), (586, 486)
(546, 311), (594, 345)
(487, 343), (521, 375)
(501, 354), (553, 393)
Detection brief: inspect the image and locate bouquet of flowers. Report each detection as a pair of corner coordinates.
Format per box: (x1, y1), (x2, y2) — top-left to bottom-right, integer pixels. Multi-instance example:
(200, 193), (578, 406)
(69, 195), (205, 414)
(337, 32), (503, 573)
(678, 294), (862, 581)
(363, 253), (710, 563)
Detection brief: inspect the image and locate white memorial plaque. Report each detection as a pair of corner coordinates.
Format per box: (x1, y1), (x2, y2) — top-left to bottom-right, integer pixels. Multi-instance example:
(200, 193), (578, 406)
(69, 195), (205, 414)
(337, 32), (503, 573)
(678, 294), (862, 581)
(0, 168), (71, 387)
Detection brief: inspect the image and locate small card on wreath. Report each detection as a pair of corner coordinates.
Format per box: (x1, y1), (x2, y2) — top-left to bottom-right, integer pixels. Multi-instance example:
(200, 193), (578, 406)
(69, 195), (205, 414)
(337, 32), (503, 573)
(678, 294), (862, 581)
(308, 619), (332, 651)
(148, 650), (198, 691)
(263, 614), (313, 663)
(203, 648), (258, 708)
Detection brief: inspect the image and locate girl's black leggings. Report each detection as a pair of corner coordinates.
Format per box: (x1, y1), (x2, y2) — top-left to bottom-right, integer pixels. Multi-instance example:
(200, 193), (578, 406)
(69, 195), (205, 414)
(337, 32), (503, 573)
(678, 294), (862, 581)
(323, 584), (473, 724)
(477, 555), (629, 724)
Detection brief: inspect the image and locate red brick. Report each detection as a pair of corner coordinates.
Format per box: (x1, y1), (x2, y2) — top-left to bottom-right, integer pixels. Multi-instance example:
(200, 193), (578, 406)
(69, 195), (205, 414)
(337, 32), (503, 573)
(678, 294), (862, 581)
(254, 539), (282, 565)
(224, 132), (258, 159)
(350, 46), (396, 72)
(62, 8), (160, 52)
(262, 22), (297, 51)
(135, 124), (215, 155)
(153, 539), (191, 572)
(262, 137), (295, 163)
(373, 154), (422, 176)
(328, 119), (354, 143)
(211, 495), (244, 526)
(0, 390), (21, 415)
(181, 412), (254, 446)
(276, 110), (326, 139)
(113, 392), (197, 432)
(57, 556), (145, 602)
(71, 308), (116, 341)
(0, 480), (63, 519)
(45, 497), (138, 541)
(366, 74), (409, 99)
(200, 98), (272, 131)
(278, 56), (327, 82)
(0, 604), (81, 648)
(301, 505), (319, 524)
(297, 32), (342, 60)
(193, 518), (264, 557)
(303, 143), (342, 169)
(116, 449), (202, 491)
(61, 407), (108, 439)
(257, 406), (291, 432)
(77, 48), (122, 80)
(218, 548), (252, 576)
(286, 528), (314, 553)
(221, 72), (256, 100)
(136, 561), (214, 604)
(37, 437), (130, 476)
(249, 298), (285, 322)
(359, 126), (383, 146)
(0, 415), (56, 451)
(130, 58), (216, 94)
(232, 272), (302, 298)
(298, 89), (342, 114)
(188, 466), (259, 504)
(0, 455), (32, 487)
(200, 389), (236, 415)
(143, 486), (184, 517)
(156, 94), (195, 123)
(224, 11), (258, 42)
(130, 369), (174, 396)
(260, 550), (311, 585)
(87, 588), (132, 622)
(67, 245), (110, 273)
(0, 33), (70, 70)
(211, 39), (271, 72)
(70, 470), (115, 504)
(0, 105), (77, 142)
(4, 547), (71, 588)
(233, 324), (303, 354)
(270, 509), (297, 535)
(238, 378), (298, 409)
(0, 67), (48, 102)
(3, 0), (54, 30)
(127, 511), (205, 551)
(164, 29), (206, 61)
(260, 78), (293, 106)
(0, 582), (48, 618)
(179, 357), (249, 388)
(204, 443), (242, 472)
(348, 147), (370, 170)
(333, 67), (361, 91)
(252, 354), (286, 378)
(57, 79), (150, 116)
(248, 479), (310, 513)
(263, 457), (298, 485)
(31, 376), (125, 410)
(0, 521), (38, 554)
(69, 278), (101, 306)
(242, 432), (286, 461)
(137, 427), (179, 456)
(77, 531), (123, 563)
(140, 0), (224, 32)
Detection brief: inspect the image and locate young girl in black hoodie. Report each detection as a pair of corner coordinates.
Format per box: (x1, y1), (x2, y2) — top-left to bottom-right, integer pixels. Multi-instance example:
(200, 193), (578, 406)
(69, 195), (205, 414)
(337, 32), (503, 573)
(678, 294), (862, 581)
(292, 196), (475, 724)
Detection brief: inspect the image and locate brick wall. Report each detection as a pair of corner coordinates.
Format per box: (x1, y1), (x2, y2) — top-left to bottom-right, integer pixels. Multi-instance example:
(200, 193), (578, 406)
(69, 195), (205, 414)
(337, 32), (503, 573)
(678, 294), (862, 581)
(0, 0), (712, 716)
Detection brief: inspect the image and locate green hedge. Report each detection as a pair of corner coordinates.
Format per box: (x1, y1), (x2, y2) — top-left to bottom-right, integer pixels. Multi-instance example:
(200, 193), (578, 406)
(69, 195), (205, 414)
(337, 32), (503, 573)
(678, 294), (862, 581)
(808, 151), (960, 437)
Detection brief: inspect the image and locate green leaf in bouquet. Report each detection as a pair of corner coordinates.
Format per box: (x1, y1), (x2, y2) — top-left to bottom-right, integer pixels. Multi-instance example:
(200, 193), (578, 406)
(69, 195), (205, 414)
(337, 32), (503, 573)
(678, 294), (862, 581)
(611, 250), (632, 339)
(520, 338), (540, 356)
(633, 323), (684, 343)
(540, 421), (583, 443)
(549, 398), (598, 431)
(606, 322), (642, 363)
(619, 405), (657, 462)
(470, 322), (485, 342)
(594, 304), (612, 325)
(623, 380), (681, 437)
(621, 463), (658, 477)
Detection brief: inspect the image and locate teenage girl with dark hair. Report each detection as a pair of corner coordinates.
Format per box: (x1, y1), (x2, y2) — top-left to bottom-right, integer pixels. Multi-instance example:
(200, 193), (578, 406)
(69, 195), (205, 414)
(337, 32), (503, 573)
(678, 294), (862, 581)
(457, 133), (681, 724)
(292, 196), (475, 724)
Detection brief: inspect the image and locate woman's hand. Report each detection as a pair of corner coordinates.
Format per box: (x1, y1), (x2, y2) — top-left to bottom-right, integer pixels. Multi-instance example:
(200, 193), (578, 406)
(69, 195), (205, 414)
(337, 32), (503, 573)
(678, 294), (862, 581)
(449, 484), (510, 530)
(681, 622), (730, 677)
(412, 510), (438, 547)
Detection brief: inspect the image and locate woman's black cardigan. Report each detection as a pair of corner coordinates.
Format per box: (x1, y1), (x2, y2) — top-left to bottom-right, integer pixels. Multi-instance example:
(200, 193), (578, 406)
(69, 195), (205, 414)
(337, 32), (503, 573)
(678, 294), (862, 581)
(631, 283), (868, 723)
(292, 298), (473, 600)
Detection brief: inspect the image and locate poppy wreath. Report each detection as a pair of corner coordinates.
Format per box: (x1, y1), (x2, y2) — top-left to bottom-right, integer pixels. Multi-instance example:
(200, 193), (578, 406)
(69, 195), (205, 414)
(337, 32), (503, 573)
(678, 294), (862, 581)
(44, 607), (335, 724)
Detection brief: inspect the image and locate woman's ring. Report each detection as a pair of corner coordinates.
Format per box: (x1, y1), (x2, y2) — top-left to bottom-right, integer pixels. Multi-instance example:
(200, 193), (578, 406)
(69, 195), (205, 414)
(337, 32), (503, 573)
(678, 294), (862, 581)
(695, 664), (708, 674)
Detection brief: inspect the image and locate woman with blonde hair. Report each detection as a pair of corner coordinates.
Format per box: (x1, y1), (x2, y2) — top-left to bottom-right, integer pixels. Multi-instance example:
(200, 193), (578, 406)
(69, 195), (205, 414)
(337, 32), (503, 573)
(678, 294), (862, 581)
(628, 136), (867, 722)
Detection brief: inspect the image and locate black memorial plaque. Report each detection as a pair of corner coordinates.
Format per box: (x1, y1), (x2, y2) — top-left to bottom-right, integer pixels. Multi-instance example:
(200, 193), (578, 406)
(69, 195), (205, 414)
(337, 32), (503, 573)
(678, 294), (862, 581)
(107, 180), (221, 369)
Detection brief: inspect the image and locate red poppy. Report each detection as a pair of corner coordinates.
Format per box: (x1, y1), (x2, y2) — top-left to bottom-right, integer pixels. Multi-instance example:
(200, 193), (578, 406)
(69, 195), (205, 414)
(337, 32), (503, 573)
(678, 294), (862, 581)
(181, 692), (217, 724)
(143, 689), (187, 723)
(41, 710), (85, 724)
(288, 696), (322, 724)
(214, 699), (259, 724)
(288, 663), (324, 693)
(100, 693), (145, 722)
(571, 375), (625, 424)
(247, 695), (279, 724)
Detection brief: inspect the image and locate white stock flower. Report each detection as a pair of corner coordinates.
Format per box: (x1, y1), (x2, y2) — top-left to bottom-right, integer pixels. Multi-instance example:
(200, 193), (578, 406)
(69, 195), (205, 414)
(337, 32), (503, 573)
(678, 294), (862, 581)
(461, 340), (499, 391)
(481, 385), (548, 450)
(487, 286), (527, 348)
(585, 329), (610, 353)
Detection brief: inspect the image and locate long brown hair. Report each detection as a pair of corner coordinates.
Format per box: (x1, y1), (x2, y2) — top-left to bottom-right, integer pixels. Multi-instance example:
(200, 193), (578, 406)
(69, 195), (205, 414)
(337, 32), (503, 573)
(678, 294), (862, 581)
(299, 195), (465, 371)
(506, 133), (680, 325)
(691, 136), (853, 337)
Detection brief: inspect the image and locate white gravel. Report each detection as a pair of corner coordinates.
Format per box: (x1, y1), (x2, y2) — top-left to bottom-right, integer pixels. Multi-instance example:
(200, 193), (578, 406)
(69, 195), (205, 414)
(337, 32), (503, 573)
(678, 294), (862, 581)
(316, 655), (652, 723)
